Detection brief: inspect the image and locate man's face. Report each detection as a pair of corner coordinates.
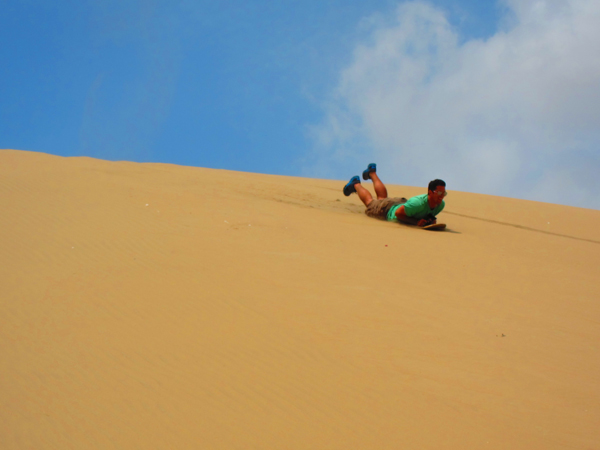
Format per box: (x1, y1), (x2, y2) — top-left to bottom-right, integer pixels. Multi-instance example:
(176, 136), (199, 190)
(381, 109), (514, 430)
(428, 185), (446, 207)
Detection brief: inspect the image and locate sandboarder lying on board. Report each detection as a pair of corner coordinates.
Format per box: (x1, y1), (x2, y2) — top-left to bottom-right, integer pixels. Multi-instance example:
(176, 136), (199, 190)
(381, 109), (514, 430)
(343, 164), (447, 228)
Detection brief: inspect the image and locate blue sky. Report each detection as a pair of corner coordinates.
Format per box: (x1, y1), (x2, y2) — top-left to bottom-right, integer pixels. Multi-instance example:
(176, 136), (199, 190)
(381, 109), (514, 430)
(2, 0), (599, 209)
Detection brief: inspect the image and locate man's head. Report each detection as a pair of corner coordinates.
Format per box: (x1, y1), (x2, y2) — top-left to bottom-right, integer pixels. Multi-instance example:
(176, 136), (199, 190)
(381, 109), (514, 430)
(427, 179), (446, 207)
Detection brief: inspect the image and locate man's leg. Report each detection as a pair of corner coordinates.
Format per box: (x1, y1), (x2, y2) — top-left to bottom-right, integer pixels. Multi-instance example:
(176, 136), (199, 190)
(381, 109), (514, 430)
(343, 174), (374, 207)
(370, 172), (388, 199)
(355, 183), (373, 206)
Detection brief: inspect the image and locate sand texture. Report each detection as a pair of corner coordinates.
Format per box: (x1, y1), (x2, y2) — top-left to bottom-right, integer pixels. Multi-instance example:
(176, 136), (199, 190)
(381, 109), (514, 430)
(1, 149), (599, 449)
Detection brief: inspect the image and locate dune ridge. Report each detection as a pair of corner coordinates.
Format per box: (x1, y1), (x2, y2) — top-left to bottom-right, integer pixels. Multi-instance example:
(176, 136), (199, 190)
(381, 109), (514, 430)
(1, 149), (599, 449)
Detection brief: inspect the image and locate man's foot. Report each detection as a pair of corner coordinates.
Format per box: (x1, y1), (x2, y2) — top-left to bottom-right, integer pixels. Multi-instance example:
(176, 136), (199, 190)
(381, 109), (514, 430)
(362, 163), (377, 180)
(343, 175), (360, 196)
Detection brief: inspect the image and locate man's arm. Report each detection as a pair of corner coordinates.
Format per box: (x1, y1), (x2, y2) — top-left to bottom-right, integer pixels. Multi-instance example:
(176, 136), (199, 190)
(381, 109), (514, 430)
(395, 205), (436, 227)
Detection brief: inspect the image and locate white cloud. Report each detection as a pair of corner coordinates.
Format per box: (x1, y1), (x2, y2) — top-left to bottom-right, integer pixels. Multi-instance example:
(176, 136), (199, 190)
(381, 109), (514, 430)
(308, 0), (600, 209)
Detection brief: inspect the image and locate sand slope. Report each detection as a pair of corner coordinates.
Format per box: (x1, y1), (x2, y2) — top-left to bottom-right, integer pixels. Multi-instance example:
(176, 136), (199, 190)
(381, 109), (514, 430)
(1, 149), (599, 449)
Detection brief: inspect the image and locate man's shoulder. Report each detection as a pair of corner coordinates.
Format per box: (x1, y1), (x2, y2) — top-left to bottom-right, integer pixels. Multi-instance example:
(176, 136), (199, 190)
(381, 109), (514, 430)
(403, 194), (428, 217)
(406, 193), (428, 205)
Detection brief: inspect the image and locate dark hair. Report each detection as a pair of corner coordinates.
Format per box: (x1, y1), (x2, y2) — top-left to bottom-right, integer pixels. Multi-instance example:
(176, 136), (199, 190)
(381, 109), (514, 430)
(428, 179), (446, 192)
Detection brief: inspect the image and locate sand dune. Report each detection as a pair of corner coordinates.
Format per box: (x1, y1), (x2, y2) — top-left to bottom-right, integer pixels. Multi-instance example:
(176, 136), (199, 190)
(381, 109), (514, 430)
(1, 149), (599, 449)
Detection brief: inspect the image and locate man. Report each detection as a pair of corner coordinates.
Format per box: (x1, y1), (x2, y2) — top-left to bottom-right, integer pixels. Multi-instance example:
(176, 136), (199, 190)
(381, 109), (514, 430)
(343, 163), (447, 227)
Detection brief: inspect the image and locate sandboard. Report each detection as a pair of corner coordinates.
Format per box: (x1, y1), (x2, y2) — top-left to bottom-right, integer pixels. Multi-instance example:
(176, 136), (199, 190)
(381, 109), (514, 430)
(423, 223), (446, 231)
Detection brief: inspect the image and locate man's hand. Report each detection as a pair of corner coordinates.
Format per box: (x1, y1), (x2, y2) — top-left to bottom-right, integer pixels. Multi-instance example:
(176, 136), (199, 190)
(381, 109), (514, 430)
(396, 206), (436, 227)
(417, 218), (437, 227)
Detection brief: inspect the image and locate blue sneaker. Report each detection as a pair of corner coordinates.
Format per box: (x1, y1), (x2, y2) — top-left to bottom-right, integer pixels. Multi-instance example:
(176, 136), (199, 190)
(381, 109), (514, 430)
(343, 175), (360, 196)
(362, 163), (377, 180)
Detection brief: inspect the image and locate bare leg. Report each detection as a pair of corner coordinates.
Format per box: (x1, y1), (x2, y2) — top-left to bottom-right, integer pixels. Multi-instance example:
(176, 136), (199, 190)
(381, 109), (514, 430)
(354, 183), (373, 206)
(370, 172), (388, 199)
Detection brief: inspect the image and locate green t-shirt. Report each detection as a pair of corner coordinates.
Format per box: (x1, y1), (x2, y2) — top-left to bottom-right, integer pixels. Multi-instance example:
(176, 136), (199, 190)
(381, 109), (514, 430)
(386, 194), (445, 222)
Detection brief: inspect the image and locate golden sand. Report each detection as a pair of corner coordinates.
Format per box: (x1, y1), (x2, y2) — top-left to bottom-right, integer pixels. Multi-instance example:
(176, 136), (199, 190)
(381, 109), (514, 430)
(1, 149), (599, 449)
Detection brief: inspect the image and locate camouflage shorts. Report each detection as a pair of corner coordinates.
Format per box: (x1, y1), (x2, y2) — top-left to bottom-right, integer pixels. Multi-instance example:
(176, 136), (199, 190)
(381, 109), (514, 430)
(365, 197), (407, 220)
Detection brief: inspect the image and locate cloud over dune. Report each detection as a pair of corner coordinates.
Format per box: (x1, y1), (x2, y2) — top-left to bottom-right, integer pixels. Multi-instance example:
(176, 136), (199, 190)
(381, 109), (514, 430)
(311, 0), (600, 209)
